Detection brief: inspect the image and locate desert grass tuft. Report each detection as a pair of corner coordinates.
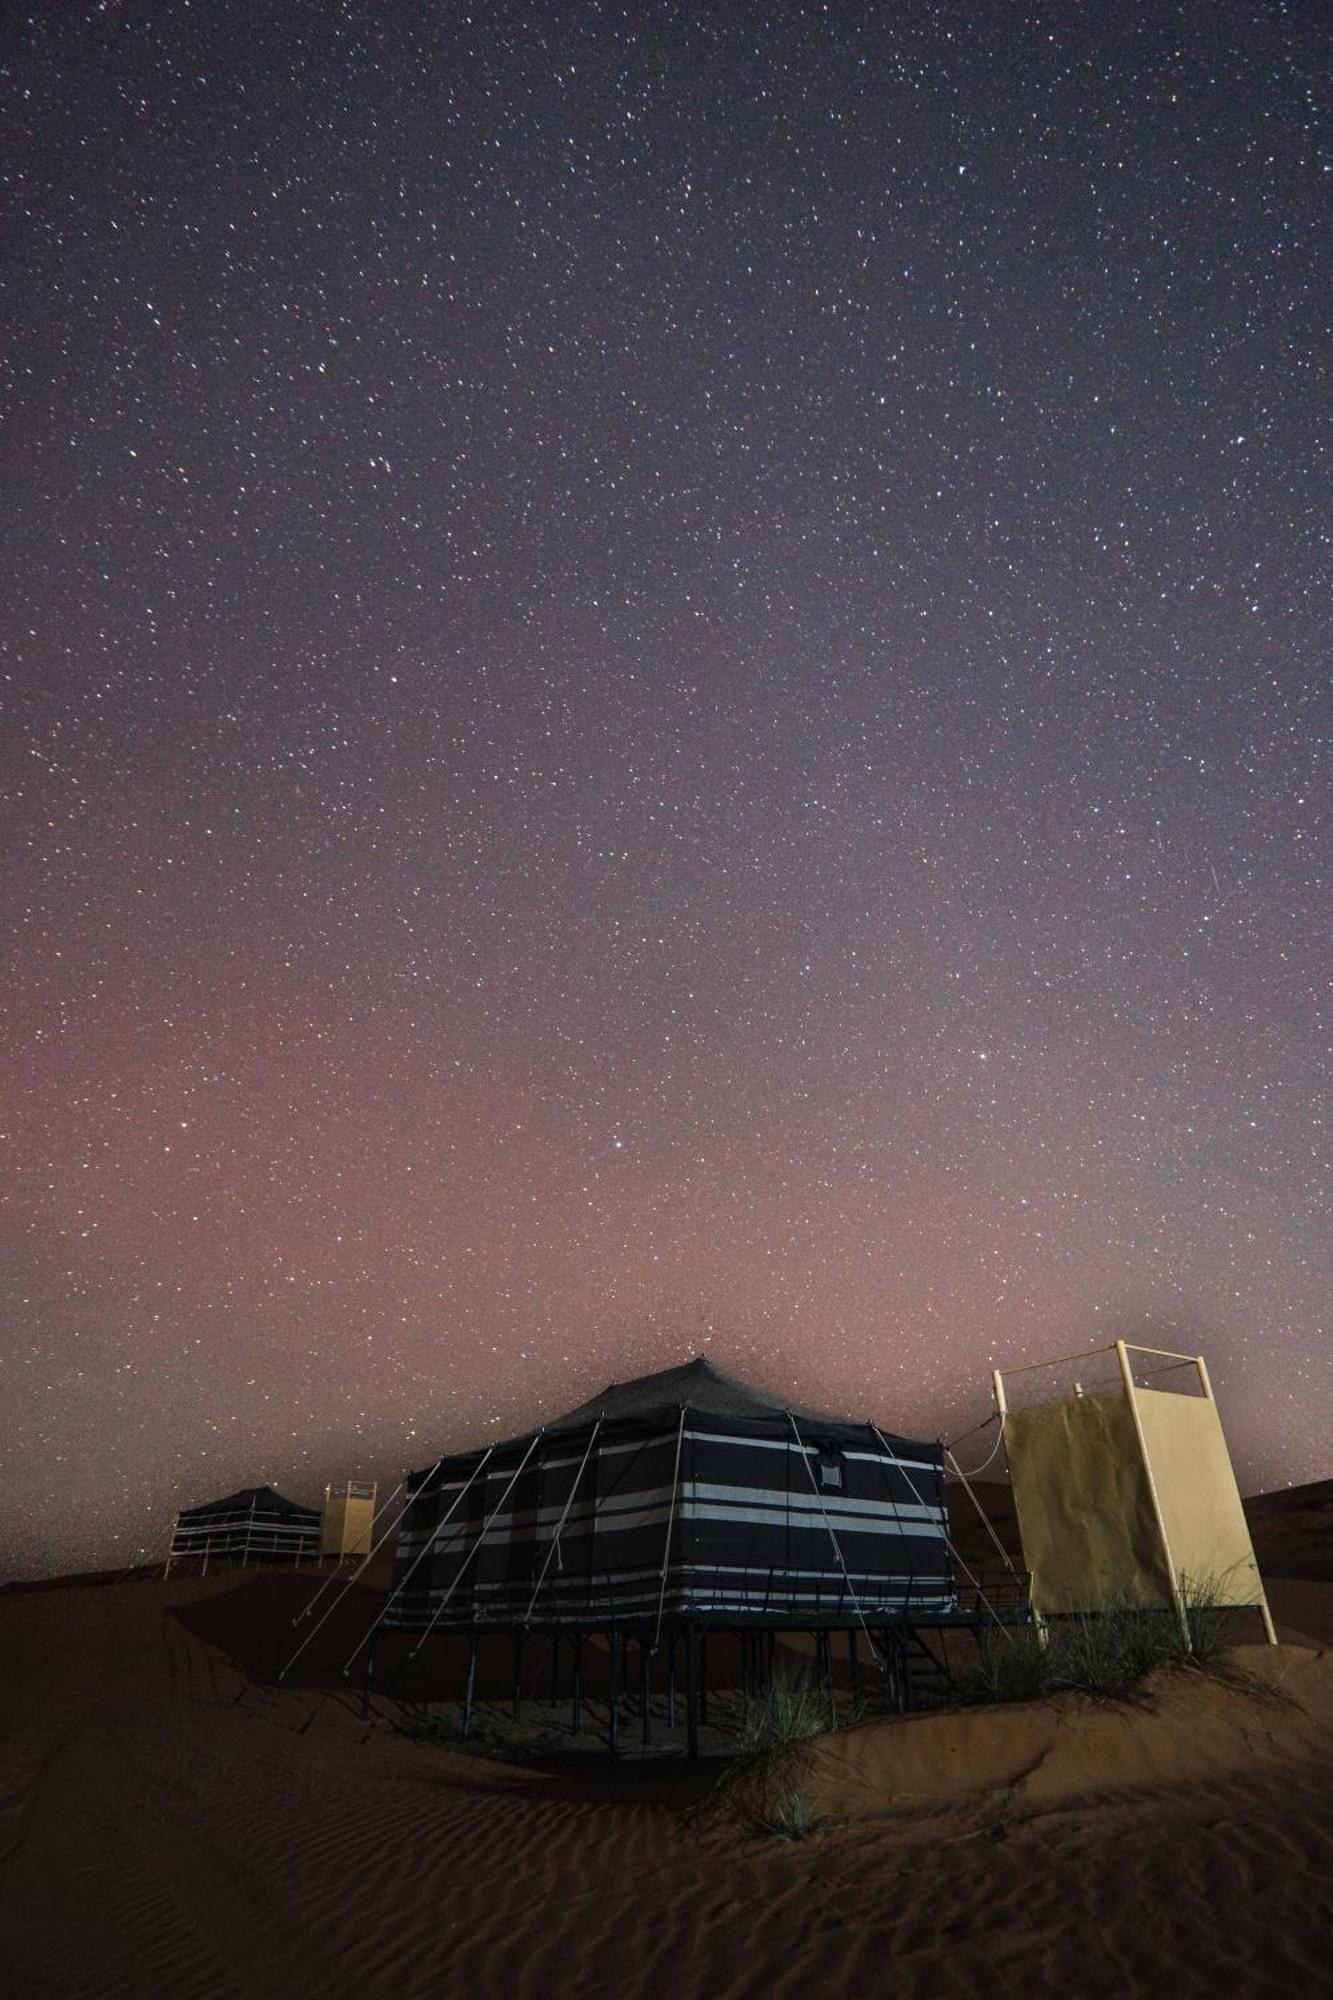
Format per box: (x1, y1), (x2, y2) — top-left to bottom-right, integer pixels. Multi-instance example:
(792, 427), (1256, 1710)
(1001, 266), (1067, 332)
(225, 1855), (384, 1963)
(1177, 1573), (1240, 1670)
(960, 1577), (1244, 1706)
(747, 1786), (836, 1842)
(702, 1670), (831, 1830)
(732, 1669), (830, 1762)
(962, 1625), (1051, 1705)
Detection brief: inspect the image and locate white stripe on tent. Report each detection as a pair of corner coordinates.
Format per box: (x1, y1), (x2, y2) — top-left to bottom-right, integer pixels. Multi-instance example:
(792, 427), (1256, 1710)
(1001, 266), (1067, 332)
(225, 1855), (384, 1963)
(398, 1483), (943, 1540)
(397, 1490), (945, 1553)
(457, 1562), (948, 1591)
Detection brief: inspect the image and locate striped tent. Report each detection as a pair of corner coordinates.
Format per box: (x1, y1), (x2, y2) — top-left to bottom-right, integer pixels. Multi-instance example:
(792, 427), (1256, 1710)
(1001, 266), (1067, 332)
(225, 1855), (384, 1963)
(166, 1484), (321, 1571)
(384, 1357), (954, 1637)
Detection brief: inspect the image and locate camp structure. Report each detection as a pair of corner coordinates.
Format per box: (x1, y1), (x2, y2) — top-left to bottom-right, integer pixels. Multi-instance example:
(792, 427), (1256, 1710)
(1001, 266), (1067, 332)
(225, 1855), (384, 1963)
(995, 1338), (1276, 1642)
(321, 1479), (378, 1560)
(366, 1356), (988, 1751)
(165, 1484), (321, 1575)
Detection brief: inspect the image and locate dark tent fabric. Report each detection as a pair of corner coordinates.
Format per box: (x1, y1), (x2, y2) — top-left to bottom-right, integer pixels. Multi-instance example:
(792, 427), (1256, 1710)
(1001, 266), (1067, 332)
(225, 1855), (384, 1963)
(168, 1484), (321, 1566)
(546, 1356), (864, 1431)
(385, 1357), (954, 1633)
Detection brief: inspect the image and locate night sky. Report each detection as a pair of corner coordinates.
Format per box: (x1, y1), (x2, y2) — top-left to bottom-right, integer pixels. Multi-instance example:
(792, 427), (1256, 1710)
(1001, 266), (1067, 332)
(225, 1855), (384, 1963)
(3, 3), (1328, 1578)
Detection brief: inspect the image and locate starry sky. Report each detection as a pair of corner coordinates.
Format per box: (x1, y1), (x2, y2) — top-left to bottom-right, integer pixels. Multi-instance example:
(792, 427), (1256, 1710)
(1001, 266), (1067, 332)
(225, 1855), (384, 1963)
(3, 2), (1328, 1578)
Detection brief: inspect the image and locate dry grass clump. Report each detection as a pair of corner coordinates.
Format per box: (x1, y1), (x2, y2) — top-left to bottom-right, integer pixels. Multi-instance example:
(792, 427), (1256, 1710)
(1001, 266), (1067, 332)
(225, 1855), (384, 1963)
(732, 1671), (830, 1760)
(746, 1786), (837, 1842)
(962, 1576), (1242, 1705)
(709, 1670), (842, 1841)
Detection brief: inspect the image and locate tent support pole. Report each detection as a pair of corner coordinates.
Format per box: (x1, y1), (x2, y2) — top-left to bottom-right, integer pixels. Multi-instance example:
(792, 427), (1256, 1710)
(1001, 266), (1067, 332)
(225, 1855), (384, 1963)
(608, 1630), (621, 1756)
(885, 1627), (905, 1714)
(512, 1634), (523, 1720)
(848, 1626), (860, 1703)
(550, 1632), (559, 1703)
(572, 1632), (583, 1734)
(1116, 1339), (1191, 1646)
(360, 1633), (377, 1720)
(461, 1631), (478, 1742)
(667, 1635), (677, 1728)
(685, 1622), (700, 1762)
(640, 1635), (652, 1748)
(699, 1634), (708, 1724)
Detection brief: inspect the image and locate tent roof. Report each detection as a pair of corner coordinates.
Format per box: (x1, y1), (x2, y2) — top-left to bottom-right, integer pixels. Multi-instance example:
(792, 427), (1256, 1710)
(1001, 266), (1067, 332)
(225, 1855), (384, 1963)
(547, 1354), (854, 1431)
(179, 1483), (319, 1520)
(408, 1355), (936, 1481)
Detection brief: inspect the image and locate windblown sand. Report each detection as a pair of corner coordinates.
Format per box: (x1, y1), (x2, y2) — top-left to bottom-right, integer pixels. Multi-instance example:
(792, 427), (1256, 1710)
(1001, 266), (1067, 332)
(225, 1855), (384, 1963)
(2, 1572), (1332, 1998)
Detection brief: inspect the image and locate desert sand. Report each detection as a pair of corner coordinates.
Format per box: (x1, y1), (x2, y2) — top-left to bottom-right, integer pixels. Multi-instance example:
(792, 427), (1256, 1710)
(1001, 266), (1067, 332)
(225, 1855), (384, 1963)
(2, 1518), (1332, 1998)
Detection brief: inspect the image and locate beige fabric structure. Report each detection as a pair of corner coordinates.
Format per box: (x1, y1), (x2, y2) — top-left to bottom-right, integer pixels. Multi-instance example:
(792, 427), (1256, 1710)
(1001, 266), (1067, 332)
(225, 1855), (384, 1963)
(996, 1342), (1274, 1640)
(321, 1479), (377, 1560)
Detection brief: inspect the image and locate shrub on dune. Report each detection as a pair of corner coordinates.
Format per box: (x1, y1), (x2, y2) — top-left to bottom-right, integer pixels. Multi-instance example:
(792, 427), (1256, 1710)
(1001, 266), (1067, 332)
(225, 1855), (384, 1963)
(962, 1576), (1241, 1705)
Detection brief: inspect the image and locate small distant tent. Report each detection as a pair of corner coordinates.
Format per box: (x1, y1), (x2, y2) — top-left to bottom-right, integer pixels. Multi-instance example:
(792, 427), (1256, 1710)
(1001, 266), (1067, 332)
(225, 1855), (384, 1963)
(166, 1484), (321, 1573)
(384, 1356), (953, 1638)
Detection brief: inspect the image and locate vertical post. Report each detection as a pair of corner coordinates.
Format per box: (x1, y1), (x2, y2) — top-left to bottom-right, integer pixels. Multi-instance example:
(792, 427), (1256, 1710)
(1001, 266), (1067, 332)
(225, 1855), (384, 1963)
(1116, 1339), (1190, 1646)
(608, 1630), (621, 1756)
(685, 1623), (700, 1762)
(891, 1629), (908, 1714)
(698, 1633), (709, 1725)
(550, 1632), (560, 1703)
(572, 1633), (583, 1734)
(640, 1636), (652, 1749)
(461, 1631), (478, 1742)
(848, 1626), (859, 1704)
(667, 1635), (677, 1728)
(1194, 1354), (1278, 1646)
(820, 1630), (836, 1730)
(512, 1634), (523, 1720)
(360, 1633), (377, 1721)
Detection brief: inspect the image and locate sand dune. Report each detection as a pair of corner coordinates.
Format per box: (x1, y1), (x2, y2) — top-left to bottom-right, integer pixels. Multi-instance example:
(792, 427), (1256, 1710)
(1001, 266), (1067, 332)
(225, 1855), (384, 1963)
(3, 1567), (1332, 1997)
(736, 1644), (1333, 1819)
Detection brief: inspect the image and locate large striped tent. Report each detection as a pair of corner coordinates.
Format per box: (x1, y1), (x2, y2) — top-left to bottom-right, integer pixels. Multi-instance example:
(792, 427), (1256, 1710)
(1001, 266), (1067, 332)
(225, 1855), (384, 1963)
(384, 1357), (954, 1637)
(166, 1484), (321, 1571)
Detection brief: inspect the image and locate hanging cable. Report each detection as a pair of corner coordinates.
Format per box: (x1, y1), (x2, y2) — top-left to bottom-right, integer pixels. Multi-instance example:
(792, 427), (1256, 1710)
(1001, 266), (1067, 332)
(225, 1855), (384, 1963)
(341, 1446), (494, 1676)
(650, 1406), (687, 1653)
(523, 1418), (601, 1627)
(409, 1429), (545, 1659)
(949, 1419), (1009, 1482)
(787, 1413), (881, 1665)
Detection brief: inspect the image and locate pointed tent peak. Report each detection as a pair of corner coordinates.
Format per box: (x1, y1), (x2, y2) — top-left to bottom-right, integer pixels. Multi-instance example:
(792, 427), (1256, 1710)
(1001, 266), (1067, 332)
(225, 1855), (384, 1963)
(249, 1483), (320, 1515)
(178, 1483), (319, 1519)
(547, 1354), (860, 1431)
